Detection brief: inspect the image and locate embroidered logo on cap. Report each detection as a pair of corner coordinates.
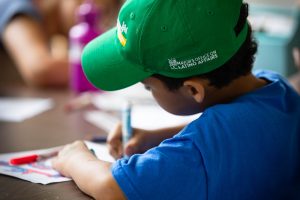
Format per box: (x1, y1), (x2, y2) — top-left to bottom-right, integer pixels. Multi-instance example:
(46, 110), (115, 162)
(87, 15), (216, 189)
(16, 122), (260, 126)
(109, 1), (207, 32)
(117, 21), (128, 47)
(168, 51), (218, 70)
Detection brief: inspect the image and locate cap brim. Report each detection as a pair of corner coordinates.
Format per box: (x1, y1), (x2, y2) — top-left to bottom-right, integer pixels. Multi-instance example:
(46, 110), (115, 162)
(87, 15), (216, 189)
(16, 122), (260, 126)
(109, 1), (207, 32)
(82, 27), (152, 91)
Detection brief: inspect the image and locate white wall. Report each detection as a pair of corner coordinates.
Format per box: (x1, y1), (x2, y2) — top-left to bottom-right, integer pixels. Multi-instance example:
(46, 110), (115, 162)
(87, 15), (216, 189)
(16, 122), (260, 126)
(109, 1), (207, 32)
(246, 0), (297, 7)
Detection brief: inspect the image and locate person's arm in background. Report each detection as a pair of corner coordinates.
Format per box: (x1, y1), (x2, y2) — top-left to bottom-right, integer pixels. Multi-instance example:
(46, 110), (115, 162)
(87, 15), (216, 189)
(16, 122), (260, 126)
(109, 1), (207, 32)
(2, 14), (69, 88)
(0, 0), (69, 88)
(1, 0), (124, 88)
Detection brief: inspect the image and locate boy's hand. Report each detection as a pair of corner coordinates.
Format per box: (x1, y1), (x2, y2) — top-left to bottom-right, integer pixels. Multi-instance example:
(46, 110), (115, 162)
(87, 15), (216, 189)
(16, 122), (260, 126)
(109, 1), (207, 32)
(52, 141), (96, 177)
(52, 141), (124, 200)
(107, 123), (155, 159)
(107, 123), (184, 159)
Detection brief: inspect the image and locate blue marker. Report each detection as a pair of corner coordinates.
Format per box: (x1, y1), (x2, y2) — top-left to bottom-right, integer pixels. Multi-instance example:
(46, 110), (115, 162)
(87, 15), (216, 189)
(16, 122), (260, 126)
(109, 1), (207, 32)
(122, 101), (132, 158)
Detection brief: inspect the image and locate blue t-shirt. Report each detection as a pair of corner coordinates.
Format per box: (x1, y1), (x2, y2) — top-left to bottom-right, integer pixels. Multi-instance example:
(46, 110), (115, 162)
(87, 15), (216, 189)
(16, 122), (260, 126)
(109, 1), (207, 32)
(112, 70), (300, 200)
(0, 0), (40, 37)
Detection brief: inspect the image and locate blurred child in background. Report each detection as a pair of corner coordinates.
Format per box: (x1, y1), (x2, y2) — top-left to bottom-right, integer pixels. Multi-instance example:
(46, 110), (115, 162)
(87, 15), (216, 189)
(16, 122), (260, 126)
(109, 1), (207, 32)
(0, 0), (123, 87)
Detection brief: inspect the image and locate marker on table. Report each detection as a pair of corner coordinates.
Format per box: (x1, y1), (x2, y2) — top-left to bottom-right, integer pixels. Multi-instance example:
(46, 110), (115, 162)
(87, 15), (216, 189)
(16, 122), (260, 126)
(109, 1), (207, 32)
(9, 148), (96, 165)
(9, 151), (58, 165)
(122, 101), (133, 158)
(91, 135), (107, 143)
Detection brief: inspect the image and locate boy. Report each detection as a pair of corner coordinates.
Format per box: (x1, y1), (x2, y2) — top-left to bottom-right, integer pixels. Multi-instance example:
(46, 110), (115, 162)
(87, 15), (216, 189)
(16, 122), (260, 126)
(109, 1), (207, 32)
(52, 0), (300, 199)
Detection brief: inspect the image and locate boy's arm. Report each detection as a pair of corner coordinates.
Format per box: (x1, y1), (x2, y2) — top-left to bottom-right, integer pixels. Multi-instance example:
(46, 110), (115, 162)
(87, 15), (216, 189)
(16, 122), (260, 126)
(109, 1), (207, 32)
(2, 15), (69, 87)
(52, 141), (126, 200)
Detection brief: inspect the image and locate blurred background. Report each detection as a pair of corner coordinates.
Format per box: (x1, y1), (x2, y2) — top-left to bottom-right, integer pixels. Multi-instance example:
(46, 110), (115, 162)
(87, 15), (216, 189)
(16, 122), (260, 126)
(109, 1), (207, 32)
(0, 0), (300, 93)
(0, 0), (123, 89)
(248, 0), (300, 76)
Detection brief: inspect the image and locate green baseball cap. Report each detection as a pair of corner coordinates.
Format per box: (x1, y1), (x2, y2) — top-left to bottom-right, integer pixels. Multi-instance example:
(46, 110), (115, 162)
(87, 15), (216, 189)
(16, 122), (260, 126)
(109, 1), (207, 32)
(82, 0), (248, 91)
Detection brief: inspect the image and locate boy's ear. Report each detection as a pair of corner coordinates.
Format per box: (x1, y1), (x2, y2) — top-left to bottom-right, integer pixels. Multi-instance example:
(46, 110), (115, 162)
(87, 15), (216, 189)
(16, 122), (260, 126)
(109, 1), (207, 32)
(183, 79), (205, 103)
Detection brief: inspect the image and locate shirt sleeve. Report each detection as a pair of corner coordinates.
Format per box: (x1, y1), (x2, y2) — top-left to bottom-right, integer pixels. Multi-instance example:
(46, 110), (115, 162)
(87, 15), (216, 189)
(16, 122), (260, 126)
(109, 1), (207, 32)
(0, 0), (40, 37)
(111, 135), (208, 200)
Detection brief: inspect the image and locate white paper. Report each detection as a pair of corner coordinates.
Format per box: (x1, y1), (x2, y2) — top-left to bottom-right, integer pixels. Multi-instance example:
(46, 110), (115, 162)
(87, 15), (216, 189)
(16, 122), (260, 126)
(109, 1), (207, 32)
(85, 111), (120, 133)
(85, 105), (200, 132)
(0, 141), (114, 185)
(0, 98), (54, 122)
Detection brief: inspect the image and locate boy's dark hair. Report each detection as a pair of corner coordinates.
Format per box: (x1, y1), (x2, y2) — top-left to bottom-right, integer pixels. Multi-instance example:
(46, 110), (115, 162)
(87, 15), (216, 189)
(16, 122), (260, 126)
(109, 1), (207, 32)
(153, 3), (257, 91)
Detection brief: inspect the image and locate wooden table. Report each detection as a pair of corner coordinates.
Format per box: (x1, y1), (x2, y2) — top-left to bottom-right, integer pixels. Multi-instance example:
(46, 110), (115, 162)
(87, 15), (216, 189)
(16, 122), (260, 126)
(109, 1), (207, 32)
(0, 84), (107, 200)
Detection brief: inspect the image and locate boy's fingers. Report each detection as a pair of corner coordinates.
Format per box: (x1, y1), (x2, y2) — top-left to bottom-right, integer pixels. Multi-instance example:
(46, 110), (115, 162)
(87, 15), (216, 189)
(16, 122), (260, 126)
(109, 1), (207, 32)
(107, 122), (122, 142)
(108, 144), (117, 158)
(117, 146), (123, 159)
(107, 122), (123, 159)
(108, 142), (123, 159)
(125, 138), (139, 156)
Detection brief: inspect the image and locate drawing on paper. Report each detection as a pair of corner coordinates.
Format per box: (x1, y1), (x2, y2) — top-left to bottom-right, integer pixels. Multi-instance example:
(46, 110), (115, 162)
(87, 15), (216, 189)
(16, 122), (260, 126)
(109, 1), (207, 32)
(0, 160), (62, 178)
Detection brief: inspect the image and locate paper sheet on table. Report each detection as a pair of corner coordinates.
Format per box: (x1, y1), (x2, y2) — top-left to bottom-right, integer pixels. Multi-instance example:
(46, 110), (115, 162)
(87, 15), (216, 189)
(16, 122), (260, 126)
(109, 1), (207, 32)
(0, 141), (114, 185)
(0, 98), (53, 122)
(91, 83), (155, 111)
(84, 105), (201, 132)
